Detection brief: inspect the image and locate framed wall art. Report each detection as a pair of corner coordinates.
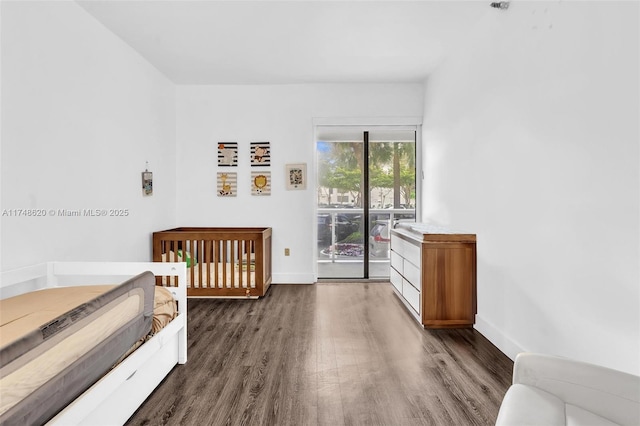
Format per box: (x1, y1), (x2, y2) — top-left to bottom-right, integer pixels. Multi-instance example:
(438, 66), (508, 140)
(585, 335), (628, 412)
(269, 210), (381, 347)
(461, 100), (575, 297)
(218, 142), (238, 166)
(250, 142), (270, 166)
(251, 171), (271, 195)
(285, 163), (307, 190)
(217, 172), (237, 197)
(142, 169), (153, 196)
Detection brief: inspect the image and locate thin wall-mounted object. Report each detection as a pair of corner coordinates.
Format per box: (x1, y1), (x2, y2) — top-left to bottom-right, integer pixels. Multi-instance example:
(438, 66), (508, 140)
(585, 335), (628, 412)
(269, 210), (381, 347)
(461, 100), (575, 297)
(142, 162), (153, 196)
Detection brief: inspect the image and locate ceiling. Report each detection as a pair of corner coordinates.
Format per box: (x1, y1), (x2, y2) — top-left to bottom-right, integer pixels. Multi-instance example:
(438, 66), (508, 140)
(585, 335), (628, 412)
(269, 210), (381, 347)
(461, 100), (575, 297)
(77, 1), (489, 85)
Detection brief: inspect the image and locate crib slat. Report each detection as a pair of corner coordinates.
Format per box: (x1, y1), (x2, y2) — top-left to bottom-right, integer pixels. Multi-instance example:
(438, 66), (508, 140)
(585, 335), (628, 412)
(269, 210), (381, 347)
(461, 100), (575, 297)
(239, 240), (243, 288)
(174, 241), (179, 287)
(246, 240), (252, 289)
(246, 240), (250, 289)
(232, 239), (236, 289)
(195, 240), (199, 288)
(214, 239), (220, 289)
(204, 240), (211, 289)
(231, 240), (236, 289)
(236, 240), (241, 289)
(252, 239), (257, 289)
(167, 241), (172, 287)
(230, 240), (234, 289)
(211, 240), (215, 288)
(222, 240), (229, 287)
(153, 238), (163, 287)
(245, 240), (249, 288)
(241, 239), (246, 289)
(242, 241), (245, 288)
(194, 240), (199, 288)
(167, 240), (182, 286)
(197, 240), (203, 288)
(183, 240), (190, 288)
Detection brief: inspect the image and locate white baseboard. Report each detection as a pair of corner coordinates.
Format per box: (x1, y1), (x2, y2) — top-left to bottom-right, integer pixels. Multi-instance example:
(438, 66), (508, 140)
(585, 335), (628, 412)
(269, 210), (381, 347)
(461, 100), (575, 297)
(271, 273), (315, 284)
(474, 314), (526, 361)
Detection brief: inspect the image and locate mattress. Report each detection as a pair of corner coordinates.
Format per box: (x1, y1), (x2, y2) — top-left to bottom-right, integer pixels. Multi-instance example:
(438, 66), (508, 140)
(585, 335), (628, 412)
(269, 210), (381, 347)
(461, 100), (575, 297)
(162, 252), (256, 288)
(0, 272), (163, 425)
(161, 263), (257, 288)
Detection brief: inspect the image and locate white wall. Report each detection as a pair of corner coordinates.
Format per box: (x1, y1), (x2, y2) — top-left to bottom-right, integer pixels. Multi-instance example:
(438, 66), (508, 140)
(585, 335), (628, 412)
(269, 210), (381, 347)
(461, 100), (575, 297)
(1, 1), (177, 270)
(176, 84), (423, 283)
(422, 1), (639, 374)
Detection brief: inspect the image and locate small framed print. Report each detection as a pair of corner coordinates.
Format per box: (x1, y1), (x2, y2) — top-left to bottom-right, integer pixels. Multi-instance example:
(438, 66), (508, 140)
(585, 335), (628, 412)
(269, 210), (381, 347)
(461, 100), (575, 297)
(285, 163), (306, 190)
(218, 142), (238, 166)
(217, 172), (237, 197)
(251, 171), (271, 195)
(142, 171), (153, 196)
(250, 142), (270, 166)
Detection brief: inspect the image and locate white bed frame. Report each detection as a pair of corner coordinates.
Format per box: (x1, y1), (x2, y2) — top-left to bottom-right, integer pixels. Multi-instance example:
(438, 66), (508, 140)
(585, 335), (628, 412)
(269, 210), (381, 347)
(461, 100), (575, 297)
(0, 261), (187, 426)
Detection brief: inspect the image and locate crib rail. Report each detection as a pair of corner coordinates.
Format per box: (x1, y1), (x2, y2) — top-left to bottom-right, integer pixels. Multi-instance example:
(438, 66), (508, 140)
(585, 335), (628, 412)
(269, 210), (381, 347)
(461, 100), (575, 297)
(153, 227), (272, 298)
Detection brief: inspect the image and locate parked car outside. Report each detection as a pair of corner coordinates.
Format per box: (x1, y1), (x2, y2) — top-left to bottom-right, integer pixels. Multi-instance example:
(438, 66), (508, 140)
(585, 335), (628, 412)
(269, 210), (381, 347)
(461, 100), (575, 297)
(369, 218), (416, 257)
(369, 221), (391, 257)
(317, 213), (360, 244)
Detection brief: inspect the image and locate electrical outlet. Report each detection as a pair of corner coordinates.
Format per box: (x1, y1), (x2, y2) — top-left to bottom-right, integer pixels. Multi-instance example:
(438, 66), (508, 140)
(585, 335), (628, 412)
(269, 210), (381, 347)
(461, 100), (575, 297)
(284, 248), (290, 256)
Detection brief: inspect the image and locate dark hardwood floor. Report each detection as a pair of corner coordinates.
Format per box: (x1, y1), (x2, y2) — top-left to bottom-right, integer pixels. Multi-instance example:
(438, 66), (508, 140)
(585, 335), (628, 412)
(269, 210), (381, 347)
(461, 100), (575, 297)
(126, 283), (513, 426)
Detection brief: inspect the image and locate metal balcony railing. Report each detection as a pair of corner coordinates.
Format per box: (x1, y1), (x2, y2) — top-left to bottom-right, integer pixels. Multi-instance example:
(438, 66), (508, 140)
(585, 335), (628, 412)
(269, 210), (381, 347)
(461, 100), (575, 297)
(317, 208), (416, 263)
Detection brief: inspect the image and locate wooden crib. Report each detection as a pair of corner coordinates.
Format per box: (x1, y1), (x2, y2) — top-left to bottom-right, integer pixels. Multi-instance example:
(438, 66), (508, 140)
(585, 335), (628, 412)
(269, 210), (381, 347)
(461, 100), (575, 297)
(153, 227), (272, 298)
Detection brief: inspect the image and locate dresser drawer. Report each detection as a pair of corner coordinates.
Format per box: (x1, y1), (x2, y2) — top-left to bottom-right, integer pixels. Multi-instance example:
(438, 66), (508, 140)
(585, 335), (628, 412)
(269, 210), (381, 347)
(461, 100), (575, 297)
(402, 278), (420, 314)
(390, 267), (403, 293)
(392, 237), (420, 267)
(390, 251), (403, 274)
(403, 259), (420, 290)
(390, 235), (407, 257)
(403, 242), (421, 268)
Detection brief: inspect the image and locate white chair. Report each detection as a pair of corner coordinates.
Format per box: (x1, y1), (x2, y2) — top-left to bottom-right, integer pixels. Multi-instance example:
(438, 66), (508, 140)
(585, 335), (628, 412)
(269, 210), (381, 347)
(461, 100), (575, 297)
(496, 353), (640, 426)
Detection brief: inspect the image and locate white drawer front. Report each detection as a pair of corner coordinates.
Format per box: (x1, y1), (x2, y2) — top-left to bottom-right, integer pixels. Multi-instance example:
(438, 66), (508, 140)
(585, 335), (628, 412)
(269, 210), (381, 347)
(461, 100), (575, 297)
(402, 279), (421, 314)
(390, 251), (403, 274)
(390, 235), (404, 257)
(392, 236), (420, 267)
(390, 236), (407, 254)
(390, 267), (403, 293)
(87, 337), (179, 425)
(402, 241), (421, 268)
(403, 260), (420, 290)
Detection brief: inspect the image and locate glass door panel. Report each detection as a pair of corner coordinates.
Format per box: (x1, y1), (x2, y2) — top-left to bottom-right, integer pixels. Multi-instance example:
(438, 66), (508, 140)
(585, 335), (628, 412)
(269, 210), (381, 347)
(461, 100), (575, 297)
(368, 131), (416, 278)
(316, 138), (364, 279)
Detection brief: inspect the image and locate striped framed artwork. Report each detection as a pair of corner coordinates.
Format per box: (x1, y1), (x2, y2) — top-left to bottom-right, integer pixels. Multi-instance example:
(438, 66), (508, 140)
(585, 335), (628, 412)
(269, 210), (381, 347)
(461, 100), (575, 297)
(218, 142), (238, 166)
(251, 171), (271, 195)
(217, 172), (237, 197)
(250, 142), (270, 166)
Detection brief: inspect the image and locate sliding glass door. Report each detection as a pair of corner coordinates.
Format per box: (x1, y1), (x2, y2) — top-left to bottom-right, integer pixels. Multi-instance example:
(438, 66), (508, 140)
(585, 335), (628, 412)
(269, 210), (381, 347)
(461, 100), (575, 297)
(316, 127), (416, 279)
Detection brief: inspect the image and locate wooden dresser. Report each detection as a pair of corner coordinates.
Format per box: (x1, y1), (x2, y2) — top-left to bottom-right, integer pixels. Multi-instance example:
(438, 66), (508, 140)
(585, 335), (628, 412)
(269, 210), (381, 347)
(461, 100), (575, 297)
(390, 223), (476, 329)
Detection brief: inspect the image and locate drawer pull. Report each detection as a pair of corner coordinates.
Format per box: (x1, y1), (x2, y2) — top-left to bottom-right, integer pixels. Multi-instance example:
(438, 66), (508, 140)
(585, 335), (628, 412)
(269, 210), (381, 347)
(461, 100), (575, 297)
(126, 370), (137, 381)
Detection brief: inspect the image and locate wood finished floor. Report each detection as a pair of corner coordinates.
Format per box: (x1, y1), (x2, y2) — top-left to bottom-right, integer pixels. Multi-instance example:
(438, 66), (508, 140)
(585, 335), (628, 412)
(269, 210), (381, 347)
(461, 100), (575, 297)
(126, 283), (513, 426)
